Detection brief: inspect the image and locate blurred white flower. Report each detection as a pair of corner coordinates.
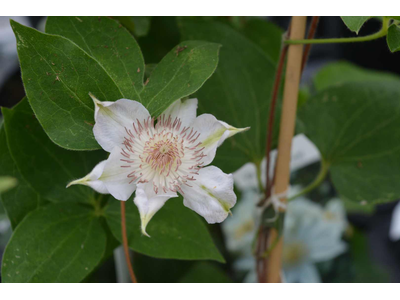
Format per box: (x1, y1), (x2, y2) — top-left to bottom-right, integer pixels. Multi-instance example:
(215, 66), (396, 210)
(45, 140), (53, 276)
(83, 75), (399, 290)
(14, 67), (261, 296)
(223, 160), (347, 283)
(283, 198), (347, 283)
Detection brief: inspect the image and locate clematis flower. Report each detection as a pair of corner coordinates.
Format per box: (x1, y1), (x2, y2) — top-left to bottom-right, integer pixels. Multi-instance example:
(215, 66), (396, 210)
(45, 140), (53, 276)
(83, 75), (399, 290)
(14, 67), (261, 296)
(68, 95), (249, 236)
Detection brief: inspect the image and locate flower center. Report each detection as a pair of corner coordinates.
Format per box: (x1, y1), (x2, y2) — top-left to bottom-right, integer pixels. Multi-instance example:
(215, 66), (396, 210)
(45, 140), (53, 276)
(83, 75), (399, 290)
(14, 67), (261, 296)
(143, 133), (183, 177)
(119, 115), (206, 194)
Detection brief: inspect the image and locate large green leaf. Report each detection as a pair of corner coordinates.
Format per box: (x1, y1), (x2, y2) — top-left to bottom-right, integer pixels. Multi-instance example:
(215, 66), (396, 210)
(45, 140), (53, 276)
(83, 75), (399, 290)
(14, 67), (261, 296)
(299, 80), (400, 205)
(46, 16), (145, 100)
(340, 17), (371, 34)
(242, 18), (283, 63)
(180, 20), (277, 172)
(12, 18), (220, 150)
(104, 198), (224, 262)
(387, 24), (400, 52)
(0, 125), (47, 229)
(314, 61), (400, 92)
(11, 20), (123, 150)
(1, 203), (106, 283)
(2, 98), (106, 204)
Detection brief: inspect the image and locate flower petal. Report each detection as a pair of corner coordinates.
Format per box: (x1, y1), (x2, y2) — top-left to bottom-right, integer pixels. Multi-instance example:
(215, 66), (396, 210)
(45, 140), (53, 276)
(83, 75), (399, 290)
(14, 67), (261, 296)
(192, 114), (249, 165)
(182, 166), (236, 223)
(99, 146), (137, 201)
(161, 98), (198, 128)
(90, 93), (151, 152)
(133, 182), (178, 237)
(67, 160), (108, 194)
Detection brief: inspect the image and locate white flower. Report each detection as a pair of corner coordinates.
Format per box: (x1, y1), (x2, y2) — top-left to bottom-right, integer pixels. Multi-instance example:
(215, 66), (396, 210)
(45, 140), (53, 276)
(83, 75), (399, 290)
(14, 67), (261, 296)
(67, 95), (249, 236)
(223, 160), (347, 283)
(283, 198), (347, 283)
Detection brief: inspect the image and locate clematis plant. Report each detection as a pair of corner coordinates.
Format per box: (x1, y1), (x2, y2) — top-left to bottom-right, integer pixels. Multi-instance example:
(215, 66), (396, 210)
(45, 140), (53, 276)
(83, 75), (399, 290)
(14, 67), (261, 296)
(68, 95), (249, 236)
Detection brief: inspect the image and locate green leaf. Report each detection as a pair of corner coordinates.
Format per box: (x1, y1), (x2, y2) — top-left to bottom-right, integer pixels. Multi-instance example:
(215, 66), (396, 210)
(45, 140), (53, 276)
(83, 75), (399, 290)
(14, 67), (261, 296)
(0, 110), (48, 229)
(104, 197), (224, 262)
(2, 98), (106, 204)
(313, 61), (400, 92)
(387, 24), (400, 52)
(11, 19), (124, 150)
(1, 203), (106, 283)
(45, 16), (145, 100)
(0, 176), (17, 194)
(340, 17), (371, 34)
(13, 18), (220, 150)
(299, 80), (400, 205)
(242, 18), (283, 63)
(140, 40), (221, 116)
(180, 20), (278, 172)
(179, 262), (232, 283)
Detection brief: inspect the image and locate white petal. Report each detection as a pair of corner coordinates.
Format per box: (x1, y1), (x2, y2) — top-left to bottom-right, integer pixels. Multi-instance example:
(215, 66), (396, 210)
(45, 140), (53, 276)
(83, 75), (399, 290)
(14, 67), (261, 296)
(99, 147), (137, 201)
(161, 98), (198, 128)
(192, 114), (249, 165)
(182, 166), (236, 223)
(90, 93), (150, 152)
(133, 182), (178, 237)
(67, 160), (108, 194)
(218, 120), (250, 143)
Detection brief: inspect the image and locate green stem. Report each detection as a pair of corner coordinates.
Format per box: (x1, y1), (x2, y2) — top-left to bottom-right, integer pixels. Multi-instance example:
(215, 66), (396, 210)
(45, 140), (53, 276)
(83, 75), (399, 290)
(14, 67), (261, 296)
(288, 159), (329, 201)
(286, 17), (389, 45)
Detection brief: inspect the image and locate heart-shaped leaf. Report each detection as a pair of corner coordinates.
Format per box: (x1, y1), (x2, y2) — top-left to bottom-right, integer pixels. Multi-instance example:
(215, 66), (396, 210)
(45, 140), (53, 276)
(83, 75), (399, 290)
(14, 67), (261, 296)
(104, 197), (224, 262)
(1, 203), (106, 283)
(299, 80), (400, 205)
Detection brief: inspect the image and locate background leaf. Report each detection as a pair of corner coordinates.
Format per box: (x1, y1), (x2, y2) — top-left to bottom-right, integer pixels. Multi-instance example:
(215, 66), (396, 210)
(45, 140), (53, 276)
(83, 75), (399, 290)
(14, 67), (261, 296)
(242, 18), (283, 63)
(11, 20), (124, 150)
(2, 98), (106, 205)
(313, 62), (400, 92)
(1, 203), (106, 283)
(104, 197), (224, 262)
(341, 17), (371, 34)
(180, 19), (278, 172)
(387, 24), (400, 53)
(299, 80), (400, 205)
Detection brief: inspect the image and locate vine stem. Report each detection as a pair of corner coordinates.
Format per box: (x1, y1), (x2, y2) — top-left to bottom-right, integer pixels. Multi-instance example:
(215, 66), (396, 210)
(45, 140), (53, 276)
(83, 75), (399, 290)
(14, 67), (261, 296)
(121, 201), (137, 283)
(288, 160), (329, 201)
(264, 16), (307, 283)
(286, 16), (389, 45)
